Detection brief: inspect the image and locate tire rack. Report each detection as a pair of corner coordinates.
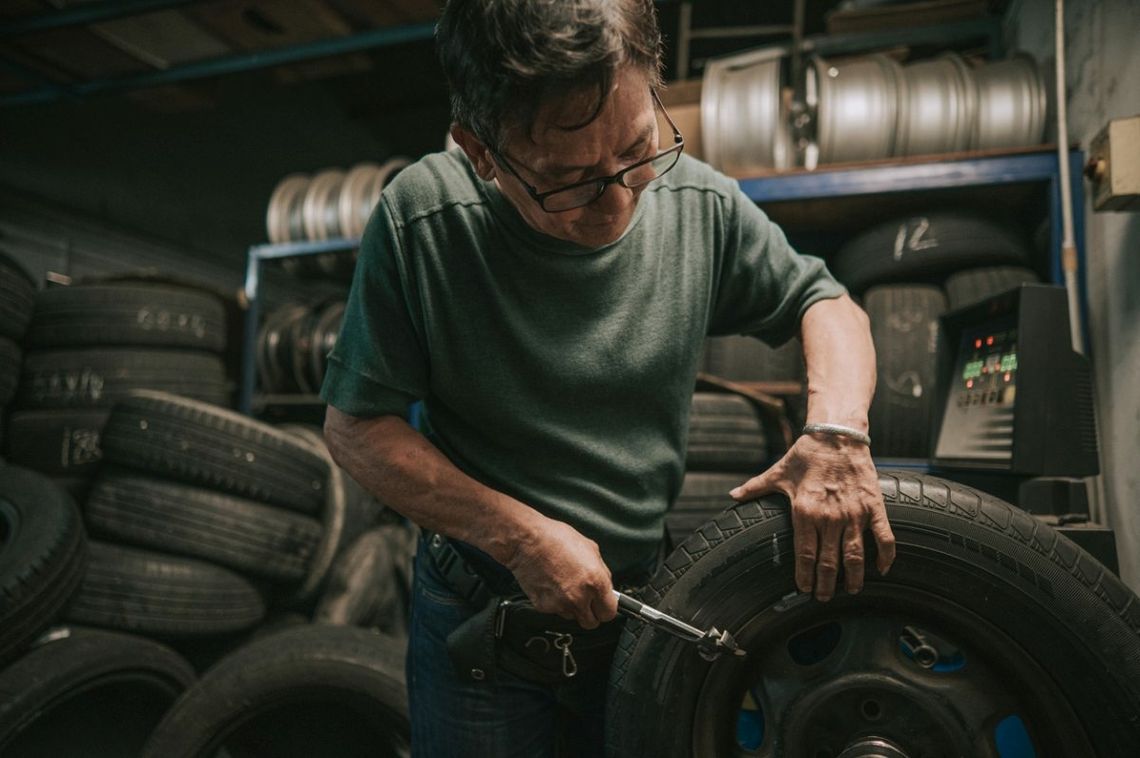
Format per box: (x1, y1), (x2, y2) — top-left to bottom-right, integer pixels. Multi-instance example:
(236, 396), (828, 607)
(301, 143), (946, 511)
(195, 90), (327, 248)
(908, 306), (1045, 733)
(238, 149), (1086, 447)
(240, 237), (423, 429)
(736, 147), (1087, 467)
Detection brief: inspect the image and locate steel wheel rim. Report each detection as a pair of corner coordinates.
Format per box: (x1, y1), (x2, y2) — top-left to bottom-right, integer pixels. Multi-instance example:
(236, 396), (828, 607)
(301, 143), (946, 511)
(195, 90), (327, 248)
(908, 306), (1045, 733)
(816, 54), (901, 164)
(303, 169), (346, 241)
(688, 584), (1094, 757)
(974, 55), (1046, 150)
(901, 54), (974, 156)
(266, 174), (310, 244)
(338, 163), (382, 240)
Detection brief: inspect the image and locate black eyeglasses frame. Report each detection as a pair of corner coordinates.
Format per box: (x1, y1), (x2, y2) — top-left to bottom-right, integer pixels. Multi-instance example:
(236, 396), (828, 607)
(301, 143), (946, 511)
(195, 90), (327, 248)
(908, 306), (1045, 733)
(489, 89), (685, 214)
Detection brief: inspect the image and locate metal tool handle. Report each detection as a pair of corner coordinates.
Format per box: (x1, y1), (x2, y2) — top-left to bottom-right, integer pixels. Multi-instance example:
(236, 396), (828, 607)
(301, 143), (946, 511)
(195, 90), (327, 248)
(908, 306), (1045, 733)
(613, 590), (704, 642)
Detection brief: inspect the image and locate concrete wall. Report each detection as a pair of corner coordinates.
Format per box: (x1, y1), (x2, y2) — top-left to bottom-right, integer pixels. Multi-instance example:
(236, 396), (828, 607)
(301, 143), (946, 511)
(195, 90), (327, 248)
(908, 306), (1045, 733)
(1007, 0), (1140, 591)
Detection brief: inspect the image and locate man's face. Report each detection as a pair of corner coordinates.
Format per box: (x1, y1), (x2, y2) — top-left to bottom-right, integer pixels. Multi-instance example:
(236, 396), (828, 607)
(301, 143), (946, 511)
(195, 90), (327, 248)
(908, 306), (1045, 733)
(465, 66), (660, 249)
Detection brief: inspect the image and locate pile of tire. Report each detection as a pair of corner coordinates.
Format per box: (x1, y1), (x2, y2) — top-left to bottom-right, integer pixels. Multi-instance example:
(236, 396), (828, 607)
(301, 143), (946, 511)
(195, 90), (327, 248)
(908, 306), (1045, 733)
(0, 459), (410, 756)
(831, 211), (1039, 458)
(2, 280), (230, 502)
(0, 249), (36, 453)
(670, 338), (804, 544)
(266, 158), (408, 281)
(61, 391), (363, 641)
(258, 299), (345, 395)
(0, 459), (197, 756)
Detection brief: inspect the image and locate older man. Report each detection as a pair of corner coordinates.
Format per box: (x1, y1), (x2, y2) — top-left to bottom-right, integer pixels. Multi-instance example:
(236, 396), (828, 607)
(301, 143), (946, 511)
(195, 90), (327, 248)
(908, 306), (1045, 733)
(321, 0), (895, 754)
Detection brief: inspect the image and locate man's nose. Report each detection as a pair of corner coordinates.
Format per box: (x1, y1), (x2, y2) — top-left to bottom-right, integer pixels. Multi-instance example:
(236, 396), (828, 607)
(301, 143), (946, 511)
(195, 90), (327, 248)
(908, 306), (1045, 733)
(592, 180), (634, 216)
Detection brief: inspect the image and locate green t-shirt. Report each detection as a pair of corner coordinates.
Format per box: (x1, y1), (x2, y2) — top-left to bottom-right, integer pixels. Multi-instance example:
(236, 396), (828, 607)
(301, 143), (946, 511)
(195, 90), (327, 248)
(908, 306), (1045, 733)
(321, 150), (844, 574)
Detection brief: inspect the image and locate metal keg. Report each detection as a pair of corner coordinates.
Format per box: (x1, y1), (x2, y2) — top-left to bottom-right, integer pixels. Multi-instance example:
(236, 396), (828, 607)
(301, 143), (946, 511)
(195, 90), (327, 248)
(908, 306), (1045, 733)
(814, 54), (905, 164)
(700, 46), (791, 174)
(973, 54), (1047, 150)
(898, 53), (977, 156)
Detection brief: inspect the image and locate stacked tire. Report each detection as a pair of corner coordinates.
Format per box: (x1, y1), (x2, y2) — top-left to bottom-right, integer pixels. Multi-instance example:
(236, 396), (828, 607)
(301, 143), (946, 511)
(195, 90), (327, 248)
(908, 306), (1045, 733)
(830, 212), (1039, 459)
(3, 281), (231, 501)
(62, 392), (346, 643)
(672, 337), (801, 544)
(0, 250), (36, 453)
(0, 464), (198, 755)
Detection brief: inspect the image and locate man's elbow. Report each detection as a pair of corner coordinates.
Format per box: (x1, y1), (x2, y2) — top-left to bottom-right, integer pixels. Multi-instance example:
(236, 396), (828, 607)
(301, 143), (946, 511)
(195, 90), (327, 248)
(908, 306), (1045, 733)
(323, 406), (354, 468)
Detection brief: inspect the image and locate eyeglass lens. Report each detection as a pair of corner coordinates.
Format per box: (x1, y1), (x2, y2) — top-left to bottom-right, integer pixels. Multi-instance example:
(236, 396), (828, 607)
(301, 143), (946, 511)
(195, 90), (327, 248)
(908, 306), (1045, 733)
(542, 149), (681, 212)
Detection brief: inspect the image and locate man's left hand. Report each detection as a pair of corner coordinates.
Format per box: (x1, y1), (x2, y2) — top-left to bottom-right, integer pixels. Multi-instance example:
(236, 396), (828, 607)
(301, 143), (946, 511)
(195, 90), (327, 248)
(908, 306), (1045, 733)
(728, 433), (895, 601)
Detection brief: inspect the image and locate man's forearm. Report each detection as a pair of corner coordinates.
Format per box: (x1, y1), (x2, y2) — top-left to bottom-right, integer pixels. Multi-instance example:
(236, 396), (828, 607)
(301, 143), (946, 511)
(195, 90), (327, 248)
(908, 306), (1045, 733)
(800, 294), (876, 432)
(323, 406), (544, 566)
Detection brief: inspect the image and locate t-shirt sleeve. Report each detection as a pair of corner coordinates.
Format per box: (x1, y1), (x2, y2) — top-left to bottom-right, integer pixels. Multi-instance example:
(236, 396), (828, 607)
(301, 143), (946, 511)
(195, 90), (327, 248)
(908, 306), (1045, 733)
(319, 201), (429, 419)
(706, 184), (846, 346)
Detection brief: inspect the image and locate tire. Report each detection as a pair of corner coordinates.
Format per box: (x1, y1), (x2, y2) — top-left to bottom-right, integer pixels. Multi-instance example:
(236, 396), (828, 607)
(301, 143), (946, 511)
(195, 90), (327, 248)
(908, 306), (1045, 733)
(686, 393), (768, 472)
(257, 304), (308, 394)
(25, 283), (227, 352)
(141, 625), (410, 758)
(864, 285), (946, 458)
(314, 524), (417, 637)
(0, 248), (35, 341)
(0, 464), (87, 667)
(944, 265), (1040, 310)
(15, 349), (230, 410)
(0, 627), (196, 756)
(831, 212), (1029, 293)
(608, 472), (1140, 757)
(100, 391), (328, 515)
(85, 468), (322, 583)
(0, 337), (19, 407)
(668, 472), (745, 546)
(701, 336), (804, 382)
(63, 541), (266, 637)
(282, 424), (381, 606)
(4, 409), (110, 477)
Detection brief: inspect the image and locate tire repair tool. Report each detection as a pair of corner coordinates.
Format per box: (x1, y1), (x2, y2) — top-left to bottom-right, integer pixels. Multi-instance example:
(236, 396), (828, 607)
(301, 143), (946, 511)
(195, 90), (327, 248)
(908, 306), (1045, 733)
(613, 590), (746, 661)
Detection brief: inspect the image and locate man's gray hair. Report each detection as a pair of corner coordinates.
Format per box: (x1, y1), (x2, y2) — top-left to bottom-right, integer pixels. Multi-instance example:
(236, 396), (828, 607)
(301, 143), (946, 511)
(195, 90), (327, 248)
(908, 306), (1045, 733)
(436, 0), (664, 150)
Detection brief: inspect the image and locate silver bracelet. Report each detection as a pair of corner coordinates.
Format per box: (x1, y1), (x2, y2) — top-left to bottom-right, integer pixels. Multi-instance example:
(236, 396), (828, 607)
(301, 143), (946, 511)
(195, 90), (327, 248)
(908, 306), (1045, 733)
(802, 422), (871, 447)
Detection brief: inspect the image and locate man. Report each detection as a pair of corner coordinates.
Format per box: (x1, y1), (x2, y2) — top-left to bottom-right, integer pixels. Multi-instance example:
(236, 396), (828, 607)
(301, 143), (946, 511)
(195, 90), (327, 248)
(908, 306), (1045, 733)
(322, 0), (895, 754)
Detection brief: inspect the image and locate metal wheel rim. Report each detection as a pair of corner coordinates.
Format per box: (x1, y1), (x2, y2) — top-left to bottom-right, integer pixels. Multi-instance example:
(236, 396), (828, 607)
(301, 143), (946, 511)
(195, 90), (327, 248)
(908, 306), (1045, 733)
(901, 54), (974, 156)
(700, 58), (726, 169)
(368, 158), (410, 211)
(308, 300), (346, 390)
(720, 57), (782, 174)
(303, 170), (346, 241)
(338, 163), (382, 240)
(266, 175), (310, 244)
(688, 584), (1095, 757)
(974, 54), (1046, 150)
(816, 54), (901, 164)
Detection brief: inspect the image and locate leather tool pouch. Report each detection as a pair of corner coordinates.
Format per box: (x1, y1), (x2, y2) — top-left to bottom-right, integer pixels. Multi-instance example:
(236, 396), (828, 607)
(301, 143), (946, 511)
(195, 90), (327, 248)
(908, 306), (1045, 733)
(446, 595), (624, 686)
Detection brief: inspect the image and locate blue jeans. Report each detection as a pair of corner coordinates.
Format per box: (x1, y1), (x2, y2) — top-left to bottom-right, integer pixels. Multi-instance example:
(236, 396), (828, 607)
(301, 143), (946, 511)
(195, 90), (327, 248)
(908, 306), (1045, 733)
(406, 538), (613, 757)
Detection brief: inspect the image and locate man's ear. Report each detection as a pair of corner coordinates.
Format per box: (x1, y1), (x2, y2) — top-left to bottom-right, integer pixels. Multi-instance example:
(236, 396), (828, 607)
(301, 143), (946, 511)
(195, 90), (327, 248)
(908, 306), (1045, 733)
(450, 124), (496, 180)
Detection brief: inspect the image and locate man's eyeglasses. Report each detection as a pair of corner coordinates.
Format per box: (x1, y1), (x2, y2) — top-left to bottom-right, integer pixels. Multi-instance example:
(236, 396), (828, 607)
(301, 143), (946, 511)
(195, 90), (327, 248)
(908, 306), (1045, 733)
(490, 89), (685, 213)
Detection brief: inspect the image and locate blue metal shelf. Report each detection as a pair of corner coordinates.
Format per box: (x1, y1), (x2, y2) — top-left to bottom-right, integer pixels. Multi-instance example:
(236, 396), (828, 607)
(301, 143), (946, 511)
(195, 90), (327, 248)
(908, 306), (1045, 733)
(240, 149), (1090, 414)
(738, 148), (1089, 347)
(239, 238), (358, 415)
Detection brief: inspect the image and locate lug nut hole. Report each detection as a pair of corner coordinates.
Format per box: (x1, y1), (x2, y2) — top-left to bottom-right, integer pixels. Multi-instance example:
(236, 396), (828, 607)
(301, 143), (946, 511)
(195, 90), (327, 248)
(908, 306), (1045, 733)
(860, 699), (883, 721)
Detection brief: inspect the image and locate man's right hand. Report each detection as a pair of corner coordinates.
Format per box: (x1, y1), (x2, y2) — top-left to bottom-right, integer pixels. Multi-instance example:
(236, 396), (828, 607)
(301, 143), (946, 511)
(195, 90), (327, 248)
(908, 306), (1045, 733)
(504, 518), (618, 630)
